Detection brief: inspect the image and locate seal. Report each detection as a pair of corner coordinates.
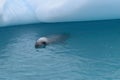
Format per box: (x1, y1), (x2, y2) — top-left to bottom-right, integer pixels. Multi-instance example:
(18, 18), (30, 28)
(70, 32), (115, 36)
(35, 34), (69, 48)
(35, 37), (49, 48)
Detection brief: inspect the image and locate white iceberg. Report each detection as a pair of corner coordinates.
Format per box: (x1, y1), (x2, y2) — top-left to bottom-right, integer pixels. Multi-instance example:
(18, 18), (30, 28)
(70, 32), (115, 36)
(0, 0), (120, 26)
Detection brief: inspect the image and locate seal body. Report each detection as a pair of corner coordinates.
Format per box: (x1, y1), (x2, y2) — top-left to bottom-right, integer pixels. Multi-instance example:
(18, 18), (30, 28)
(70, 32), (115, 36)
(35, 34), (69, 48)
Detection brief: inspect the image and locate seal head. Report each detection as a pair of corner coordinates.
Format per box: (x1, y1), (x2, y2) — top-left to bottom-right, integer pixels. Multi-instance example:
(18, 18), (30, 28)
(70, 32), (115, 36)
(35, 37), (48, 48)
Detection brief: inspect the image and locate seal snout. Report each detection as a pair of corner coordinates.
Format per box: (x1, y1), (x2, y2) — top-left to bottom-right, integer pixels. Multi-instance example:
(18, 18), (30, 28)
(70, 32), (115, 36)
(35, 42), (41, 48)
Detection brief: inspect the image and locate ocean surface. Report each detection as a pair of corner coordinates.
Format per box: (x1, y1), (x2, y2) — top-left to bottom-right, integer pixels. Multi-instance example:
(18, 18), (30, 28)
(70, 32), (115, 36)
(0, 20), (120, 80)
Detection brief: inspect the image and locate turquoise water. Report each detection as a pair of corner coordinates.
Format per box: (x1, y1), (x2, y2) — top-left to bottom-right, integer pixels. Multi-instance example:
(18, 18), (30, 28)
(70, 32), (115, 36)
(0, 20), (120, 80)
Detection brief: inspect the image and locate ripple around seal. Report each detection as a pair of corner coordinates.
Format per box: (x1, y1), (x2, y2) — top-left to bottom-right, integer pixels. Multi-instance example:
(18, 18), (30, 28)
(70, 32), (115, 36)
(0, 20), (120, 80)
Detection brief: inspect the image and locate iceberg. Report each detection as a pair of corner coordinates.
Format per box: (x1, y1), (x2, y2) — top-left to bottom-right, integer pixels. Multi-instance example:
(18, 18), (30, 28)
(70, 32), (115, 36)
(0, 0), (5, 23)
(0, 0), (120, 26)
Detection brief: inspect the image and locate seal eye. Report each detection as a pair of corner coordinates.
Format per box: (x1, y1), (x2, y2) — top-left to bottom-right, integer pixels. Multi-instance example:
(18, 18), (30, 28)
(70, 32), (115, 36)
(42, 41), (47, 45)
(38, 41), (46, 48)
(35, 41), (47, 48)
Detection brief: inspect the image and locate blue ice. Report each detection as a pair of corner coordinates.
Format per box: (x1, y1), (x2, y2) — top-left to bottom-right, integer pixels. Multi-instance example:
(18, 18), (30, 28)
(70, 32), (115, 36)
(0, 0), (120, 26)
